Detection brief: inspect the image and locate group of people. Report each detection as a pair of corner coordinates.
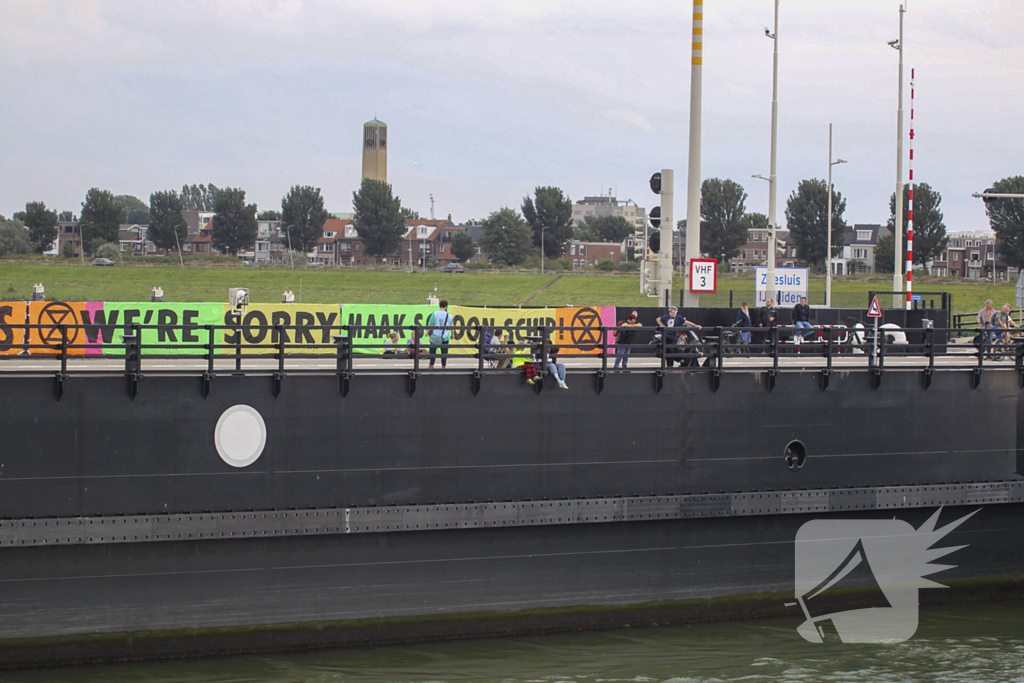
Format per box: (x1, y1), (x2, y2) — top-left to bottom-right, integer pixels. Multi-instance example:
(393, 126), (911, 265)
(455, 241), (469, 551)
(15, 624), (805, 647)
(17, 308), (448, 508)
(733, 297), (809, 345)
(977, 299), (1020, 352)
(381, 300), (455, 367)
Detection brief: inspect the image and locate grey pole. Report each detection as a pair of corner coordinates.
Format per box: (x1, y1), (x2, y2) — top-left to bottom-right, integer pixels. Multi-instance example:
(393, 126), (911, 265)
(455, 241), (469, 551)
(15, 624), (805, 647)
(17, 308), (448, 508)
(892, 4), (906, 306)
(541, 226), (550, 275)
(765, 0), (780, 304)
(683, 0), (704, 308)
(826, 127), (847, 309)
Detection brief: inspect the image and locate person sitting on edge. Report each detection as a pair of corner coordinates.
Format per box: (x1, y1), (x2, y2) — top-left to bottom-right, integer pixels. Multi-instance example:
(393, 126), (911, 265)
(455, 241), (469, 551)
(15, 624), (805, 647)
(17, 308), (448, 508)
(792, 296), (813, 340)
(382, 331), (401, 356)
(544, 346), (569, 389)
(657, 305), (701, 367)
(734, 302), (752, 344)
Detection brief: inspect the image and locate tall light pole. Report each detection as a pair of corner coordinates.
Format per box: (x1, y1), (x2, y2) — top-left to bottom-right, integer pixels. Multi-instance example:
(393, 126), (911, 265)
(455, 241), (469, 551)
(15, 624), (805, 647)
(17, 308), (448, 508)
(764, 0), (780, 305)
(826, 123), (847, 308)
(541, 226), (550, 275)
(77, 222), (86, 264)
(890, 5), (906, 307)
(682, 0), (703, 308)
(284, 224), (295, 270)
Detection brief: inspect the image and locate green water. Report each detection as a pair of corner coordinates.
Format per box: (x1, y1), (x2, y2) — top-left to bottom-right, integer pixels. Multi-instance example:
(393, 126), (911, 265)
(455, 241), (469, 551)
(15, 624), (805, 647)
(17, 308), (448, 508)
(3, 600), (1022, 683)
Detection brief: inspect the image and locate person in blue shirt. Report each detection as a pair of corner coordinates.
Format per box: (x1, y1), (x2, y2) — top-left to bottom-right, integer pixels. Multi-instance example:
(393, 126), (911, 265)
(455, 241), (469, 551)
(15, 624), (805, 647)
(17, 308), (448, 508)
(657, 306), (702, 367)
(734, 302), (752, 344)
(427, 300), (453, 369)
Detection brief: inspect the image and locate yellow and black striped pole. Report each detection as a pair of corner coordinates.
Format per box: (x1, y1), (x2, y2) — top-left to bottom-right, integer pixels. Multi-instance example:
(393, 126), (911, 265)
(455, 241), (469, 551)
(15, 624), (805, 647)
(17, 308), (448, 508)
(683, 0), (704, 307)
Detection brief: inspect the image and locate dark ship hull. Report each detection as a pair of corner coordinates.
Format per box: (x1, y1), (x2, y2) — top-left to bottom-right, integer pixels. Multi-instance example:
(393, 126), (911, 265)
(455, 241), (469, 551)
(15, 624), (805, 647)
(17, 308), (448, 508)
(1, 365), (1022, 666)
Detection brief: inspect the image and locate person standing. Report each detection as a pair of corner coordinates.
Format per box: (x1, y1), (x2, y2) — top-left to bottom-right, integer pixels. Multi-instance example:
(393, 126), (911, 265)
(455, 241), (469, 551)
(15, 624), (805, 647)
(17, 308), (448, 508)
(758, 298), (777, 349)
(792, 296), (813, 340)
(428, 299), (453, 369)
(977, 299), (997, 349)
(734, 302), (752, 344)
(657, 305), (701, 367)
(614, 311), (643, 369)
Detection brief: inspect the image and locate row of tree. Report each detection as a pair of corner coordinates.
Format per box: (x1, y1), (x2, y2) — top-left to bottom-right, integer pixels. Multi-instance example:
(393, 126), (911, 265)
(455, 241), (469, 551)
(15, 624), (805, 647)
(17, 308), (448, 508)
(4, 176), (1023, 269)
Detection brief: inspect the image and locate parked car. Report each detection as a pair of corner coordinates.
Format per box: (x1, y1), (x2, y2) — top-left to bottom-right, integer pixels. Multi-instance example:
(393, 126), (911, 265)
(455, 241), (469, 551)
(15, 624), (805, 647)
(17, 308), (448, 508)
(92, 258), (115, 266)
(440, 263), (465, 273)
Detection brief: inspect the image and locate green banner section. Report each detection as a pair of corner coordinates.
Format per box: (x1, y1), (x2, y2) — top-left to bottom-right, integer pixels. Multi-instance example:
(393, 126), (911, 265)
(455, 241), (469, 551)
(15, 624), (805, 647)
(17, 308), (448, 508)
(340, 304), (435, 354)
(87, 303), (224, 356)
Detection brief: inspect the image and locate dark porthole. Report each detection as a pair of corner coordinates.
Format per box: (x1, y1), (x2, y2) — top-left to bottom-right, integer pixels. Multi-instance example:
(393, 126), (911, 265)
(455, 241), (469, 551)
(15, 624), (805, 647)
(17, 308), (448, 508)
(785, 440), (807, 471)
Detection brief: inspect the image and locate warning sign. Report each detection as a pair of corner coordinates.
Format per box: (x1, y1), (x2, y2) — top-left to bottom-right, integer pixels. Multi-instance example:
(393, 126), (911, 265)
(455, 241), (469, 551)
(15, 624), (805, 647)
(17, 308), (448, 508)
(868, 296), (882, 318)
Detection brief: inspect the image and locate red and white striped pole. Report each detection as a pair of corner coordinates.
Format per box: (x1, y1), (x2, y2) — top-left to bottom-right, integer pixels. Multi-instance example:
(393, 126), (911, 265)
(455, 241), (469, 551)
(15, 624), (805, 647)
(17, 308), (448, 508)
(905, 68), (915, 311)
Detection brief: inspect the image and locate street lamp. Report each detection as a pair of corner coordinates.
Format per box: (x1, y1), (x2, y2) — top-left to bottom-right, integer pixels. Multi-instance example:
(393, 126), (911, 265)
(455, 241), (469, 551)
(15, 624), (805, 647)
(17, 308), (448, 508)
(284, 224), (295, 270)
(77, 222), (86, 264)
(826, 123), (847, 308)
(764, 0), (780, 304)
(541, 226), (551, 275)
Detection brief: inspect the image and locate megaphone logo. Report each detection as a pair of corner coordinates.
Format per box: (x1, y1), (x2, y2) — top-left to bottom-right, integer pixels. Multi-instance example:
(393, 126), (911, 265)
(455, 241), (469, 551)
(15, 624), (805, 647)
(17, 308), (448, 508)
(791, 507), (978, 643)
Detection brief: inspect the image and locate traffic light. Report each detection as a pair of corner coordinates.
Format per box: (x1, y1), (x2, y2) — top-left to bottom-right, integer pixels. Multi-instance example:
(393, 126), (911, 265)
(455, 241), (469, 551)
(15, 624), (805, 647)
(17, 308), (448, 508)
(649, 173), (662, 254)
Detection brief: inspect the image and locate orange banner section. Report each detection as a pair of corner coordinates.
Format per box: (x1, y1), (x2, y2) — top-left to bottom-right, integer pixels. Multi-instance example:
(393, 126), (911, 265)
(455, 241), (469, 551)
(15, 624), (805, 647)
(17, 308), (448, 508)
(0, 301), (27, 356)
(26, 301), (88, 355)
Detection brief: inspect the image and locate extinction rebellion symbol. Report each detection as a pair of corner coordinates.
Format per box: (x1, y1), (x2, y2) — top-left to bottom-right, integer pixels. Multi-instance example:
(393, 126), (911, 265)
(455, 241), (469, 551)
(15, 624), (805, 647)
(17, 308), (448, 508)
(569, 307), (603, 351)
(35, 302), (81, 348)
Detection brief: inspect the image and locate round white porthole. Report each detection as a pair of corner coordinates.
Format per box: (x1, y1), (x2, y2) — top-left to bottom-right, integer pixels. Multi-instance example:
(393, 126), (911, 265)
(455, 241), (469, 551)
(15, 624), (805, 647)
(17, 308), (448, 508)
(214, 404), (267, 468)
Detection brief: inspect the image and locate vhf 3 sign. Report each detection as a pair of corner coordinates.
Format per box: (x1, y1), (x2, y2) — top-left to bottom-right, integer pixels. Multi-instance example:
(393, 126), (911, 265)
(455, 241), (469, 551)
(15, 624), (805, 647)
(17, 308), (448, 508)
(689, 259), (717, 293)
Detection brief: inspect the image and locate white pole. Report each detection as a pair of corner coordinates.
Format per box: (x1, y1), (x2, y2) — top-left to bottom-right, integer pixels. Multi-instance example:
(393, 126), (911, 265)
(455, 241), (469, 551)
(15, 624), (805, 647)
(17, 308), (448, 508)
(660, 169), (674, 306)
(826, 124), (833, 308)
(683, 0), (704, 308)
(765, 0), (779, 305)
(893, 4), (905, 307)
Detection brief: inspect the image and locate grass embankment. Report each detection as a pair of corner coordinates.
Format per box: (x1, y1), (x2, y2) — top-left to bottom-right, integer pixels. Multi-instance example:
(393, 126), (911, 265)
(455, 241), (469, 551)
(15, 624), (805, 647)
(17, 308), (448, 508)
(0, 262), (1013, 315)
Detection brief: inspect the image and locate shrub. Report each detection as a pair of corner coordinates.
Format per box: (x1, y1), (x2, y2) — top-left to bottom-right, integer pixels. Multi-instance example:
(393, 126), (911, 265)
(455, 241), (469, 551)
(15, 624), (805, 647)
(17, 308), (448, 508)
(62, 242), (75, 258)
(95, 243), (122, 262)
(595, 259), (616, 272)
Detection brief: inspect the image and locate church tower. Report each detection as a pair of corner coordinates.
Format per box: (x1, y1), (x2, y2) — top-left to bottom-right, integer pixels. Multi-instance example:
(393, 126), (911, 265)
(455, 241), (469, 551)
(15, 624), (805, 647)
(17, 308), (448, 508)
(361, 118), (387, 183)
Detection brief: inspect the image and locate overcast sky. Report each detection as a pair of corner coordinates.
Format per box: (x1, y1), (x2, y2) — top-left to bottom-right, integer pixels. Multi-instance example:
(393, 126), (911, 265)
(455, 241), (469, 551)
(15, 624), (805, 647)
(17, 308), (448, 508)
(2, 0), (1022, 233)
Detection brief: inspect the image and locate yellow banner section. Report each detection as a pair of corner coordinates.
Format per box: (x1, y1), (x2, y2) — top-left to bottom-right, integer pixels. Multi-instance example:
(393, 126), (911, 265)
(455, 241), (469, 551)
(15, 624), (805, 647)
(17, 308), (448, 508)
(0, 301), (27, 355)
(221, 304), (342, 355)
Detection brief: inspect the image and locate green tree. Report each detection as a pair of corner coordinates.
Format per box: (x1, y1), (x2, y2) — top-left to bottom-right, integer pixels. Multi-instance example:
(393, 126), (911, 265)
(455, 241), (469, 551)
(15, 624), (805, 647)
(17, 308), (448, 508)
(874, 233), (895, 274)
(887, 183), (947, 267)
(480, 208), (533, 266)
(148, 190), (188, 251)
(784, 178), (847, 271)
(61, 241), (75, 258)
(450, 231), (476, 262)
(281, 185), (330, 254)
(258, 210), (282, 220)
(522, 186), (573, 259)
(181, 183), (219, 211)
(0, 217), (32, 256)
(114, 194), (150, 224)
(984, 176), (1024, 269)
(79, 188), (122, 253)
(400, 207), (421, 220)
(700, 178), (748, 263)
(15, 201), (59, 254)
(352, 178), (406, 260)
(211, 188), (257, 255)
(58, 210), (75, 222)
(577, 215), (633, 243)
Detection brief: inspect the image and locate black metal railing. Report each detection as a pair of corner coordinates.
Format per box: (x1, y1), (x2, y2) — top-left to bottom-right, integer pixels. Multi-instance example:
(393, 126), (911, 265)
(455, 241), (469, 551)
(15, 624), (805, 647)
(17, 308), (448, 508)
(2, 321), (1020, 378)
